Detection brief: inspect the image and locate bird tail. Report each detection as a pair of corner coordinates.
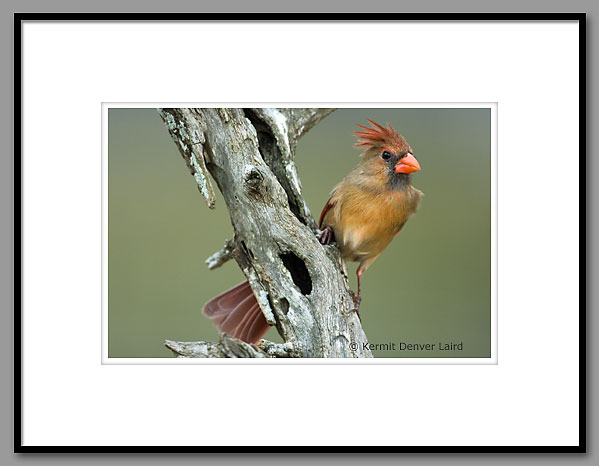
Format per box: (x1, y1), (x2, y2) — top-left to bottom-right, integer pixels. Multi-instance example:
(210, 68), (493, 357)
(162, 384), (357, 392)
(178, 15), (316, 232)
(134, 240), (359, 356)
(202, 281), (270, 344)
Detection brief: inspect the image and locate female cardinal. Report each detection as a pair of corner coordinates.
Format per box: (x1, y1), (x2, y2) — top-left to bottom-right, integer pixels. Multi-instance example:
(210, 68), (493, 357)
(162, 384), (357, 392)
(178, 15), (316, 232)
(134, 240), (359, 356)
(203, 120), (422, 344)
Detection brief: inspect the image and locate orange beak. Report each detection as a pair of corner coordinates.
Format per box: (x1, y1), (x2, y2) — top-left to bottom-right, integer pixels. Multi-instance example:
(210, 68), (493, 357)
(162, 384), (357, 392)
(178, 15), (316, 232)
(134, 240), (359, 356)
(394, 153), (421, 174)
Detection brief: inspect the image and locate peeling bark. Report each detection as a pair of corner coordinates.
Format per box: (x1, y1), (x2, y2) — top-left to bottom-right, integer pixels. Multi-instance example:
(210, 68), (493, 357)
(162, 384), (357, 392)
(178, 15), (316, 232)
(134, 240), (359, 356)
(159, 108), (372, 358)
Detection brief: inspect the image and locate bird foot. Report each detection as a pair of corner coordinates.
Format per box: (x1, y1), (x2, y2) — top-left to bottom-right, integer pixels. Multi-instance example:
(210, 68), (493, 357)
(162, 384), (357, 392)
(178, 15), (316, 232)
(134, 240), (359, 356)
(349, 290), (362, 308)
(317, 226), (335, 246)
(348, 290), (362, 321)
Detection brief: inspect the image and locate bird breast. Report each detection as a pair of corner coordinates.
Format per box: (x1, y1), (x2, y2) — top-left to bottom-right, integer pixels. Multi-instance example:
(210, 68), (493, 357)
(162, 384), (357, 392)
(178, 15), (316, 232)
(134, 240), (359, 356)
(325, 185), (421, 263)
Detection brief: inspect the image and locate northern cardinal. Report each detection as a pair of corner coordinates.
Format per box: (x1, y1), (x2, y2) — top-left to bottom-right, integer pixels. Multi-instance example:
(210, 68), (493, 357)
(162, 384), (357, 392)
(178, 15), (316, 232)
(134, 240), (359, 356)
(203, 120), (422, 344)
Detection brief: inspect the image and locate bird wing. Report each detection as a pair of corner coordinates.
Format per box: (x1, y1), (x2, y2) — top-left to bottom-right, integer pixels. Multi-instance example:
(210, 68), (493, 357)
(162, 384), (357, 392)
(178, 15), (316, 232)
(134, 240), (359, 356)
(318, 197), (336, 229)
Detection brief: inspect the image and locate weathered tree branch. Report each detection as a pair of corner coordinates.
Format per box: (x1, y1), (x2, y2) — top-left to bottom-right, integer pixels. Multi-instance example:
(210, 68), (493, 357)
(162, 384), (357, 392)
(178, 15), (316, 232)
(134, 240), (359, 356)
(165, 335), (299, 358)
(205, 238), (235, 270)
(159, 108), (372, 358)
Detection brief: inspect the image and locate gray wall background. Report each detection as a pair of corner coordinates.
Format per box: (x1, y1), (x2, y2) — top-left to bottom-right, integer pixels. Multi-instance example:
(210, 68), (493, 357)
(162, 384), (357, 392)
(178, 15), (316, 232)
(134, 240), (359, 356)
(3, 2), (594, 465)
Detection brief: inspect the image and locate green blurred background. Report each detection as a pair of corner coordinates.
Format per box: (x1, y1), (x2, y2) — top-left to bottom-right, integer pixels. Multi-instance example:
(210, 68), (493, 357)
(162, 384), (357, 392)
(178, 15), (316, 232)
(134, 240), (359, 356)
(108, 108), (491, 358)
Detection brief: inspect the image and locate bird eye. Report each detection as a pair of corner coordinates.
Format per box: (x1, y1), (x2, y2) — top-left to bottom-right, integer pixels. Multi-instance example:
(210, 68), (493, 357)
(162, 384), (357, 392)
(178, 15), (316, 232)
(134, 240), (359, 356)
(381, 151), (392, 160)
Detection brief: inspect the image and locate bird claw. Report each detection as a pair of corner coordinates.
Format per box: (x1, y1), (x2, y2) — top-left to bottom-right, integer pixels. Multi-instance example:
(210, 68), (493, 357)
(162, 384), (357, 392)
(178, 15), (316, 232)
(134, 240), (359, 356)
(348, 290), (362, 321)
(349, 290), (362, 308)
(317, 226), (335, 246)
(353, 308), (362, 322)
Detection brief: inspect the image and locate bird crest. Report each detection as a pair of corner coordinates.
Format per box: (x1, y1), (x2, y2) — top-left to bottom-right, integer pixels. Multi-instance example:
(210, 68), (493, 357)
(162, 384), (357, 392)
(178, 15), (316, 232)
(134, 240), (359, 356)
(354, 120), (410, 156)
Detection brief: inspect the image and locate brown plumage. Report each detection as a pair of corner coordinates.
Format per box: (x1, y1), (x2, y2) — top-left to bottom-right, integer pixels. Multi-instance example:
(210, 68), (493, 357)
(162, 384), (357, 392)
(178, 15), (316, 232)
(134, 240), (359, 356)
(203, 119), (422, 342)
(317, 120), (422, 311)
(202, 281), (270, 344)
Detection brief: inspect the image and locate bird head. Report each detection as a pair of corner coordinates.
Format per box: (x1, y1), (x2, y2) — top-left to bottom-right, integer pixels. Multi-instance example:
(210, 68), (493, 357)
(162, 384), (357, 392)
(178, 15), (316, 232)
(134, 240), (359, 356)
(354, 120), (421, 188)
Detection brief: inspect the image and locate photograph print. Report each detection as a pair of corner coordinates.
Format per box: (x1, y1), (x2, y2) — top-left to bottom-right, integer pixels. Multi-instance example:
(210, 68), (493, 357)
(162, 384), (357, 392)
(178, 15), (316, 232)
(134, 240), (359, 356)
(106, 106), (493, 360)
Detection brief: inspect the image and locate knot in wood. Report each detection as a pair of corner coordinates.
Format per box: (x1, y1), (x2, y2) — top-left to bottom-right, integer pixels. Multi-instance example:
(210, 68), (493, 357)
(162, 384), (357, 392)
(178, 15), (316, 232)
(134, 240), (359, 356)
(244, 166), (264, 194)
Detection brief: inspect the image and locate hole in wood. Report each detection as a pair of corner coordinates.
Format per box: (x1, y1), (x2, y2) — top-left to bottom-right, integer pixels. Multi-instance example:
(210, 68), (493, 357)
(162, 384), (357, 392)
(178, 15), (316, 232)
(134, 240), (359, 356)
(280, 297), (290, 315)
(279, 252), (312, 295)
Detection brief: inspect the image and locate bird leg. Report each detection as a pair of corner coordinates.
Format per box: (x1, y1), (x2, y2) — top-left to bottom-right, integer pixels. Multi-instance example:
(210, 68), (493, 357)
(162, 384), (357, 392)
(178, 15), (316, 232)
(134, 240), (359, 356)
(348, 269), (363, 321)
(317, 226), (335, 245)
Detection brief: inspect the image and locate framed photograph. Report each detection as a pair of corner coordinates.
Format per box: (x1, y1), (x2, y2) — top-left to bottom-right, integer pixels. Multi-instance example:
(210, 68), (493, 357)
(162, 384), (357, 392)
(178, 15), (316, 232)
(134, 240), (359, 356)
(16, 13), (585, 452)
